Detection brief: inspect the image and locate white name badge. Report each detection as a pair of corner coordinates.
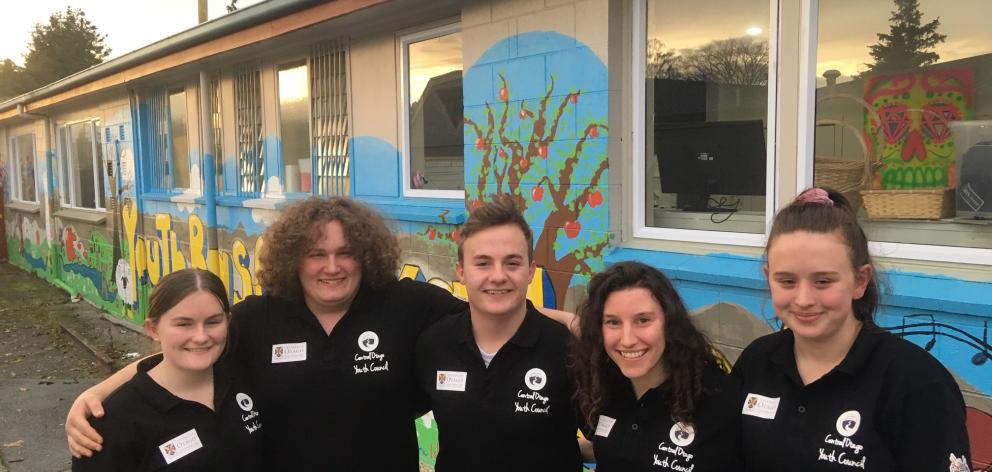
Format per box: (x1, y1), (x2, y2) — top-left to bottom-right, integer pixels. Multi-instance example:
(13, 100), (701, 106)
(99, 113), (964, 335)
(594, 415), (617, 437)
(436, 371), (467, 392)
(742, 393), (780, 420)
(159, 428), (203, 464)
(271, 342), (307, 363)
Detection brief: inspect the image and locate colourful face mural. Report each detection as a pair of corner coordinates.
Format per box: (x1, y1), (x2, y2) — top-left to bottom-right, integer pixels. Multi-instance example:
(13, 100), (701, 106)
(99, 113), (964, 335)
(864, 68), (975, 189)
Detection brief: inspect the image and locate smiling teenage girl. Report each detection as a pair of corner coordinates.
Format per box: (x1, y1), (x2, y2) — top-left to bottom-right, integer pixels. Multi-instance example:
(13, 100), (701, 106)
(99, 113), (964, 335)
(71, 269), (262, 472)
(732, 188), (971, 471)
(571, 261), (741, 471)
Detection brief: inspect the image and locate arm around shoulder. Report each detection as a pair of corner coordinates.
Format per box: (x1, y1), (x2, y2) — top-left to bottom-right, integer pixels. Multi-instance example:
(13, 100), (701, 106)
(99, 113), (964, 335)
(66, 358), (143, 458)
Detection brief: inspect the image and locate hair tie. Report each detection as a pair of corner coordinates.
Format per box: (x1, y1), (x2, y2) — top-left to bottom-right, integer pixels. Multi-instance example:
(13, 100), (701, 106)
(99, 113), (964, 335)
(796, 188), (834, 206)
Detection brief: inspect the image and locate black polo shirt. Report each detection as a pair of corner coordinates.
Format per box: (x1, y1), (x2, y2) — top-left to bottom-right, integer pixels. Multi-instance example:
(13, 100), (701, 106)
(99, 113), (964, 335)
(591, 363), (742, 472)
(732, 325), (971, 472)
(228, 278), (466, 471)
(72, 355), (262, 472)
(415, 302), (582, 472)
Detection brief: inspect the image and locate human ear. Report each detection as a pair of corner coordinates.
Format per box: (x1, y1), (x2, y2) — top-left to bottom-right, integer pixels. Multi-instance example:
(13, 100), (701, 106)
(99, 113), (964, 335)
(456, 261), (465, 284)
(144, 319), (159, 342)
(852, 264), (873, 300)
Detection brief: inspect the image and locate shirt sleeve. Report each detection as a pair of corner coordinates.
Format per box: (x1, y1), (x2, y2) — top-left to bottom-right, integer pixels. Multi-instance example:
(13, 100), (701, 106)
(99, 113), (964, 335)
(886, 378), (971, 471)
(411, 280), (468, 328)
(226, 296), (264, 370)
(71, 415), (140, 472)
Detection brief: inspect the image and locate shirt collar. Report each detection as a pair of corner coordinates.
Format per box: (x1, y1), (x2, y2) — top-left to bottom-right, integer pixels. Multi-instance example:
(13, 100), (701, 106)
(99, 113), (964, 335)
(455, 300), (543, 347)
(132, 355), (234, 414)
(768, 324), (884, 383)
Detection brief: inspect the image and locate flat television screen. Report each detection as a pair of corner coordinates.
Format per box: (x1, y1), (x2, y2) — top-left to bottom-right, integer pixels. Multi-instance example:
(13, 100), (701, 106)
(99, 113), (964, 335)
(655, 120), (767, 211)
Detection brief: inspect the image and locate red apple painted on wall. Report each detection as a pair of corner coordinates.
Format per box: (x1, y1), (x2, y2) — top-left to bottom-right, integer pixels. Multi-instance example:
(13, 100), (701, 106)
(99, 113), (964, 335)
(564, 220), (581, 238)
(499, 87), (509, 101)
(538, 145), (548, 159)
(532, 185), (544, 201)
(427, 228), (436, 240)
(519, 159), (529, 172)
(588, 191), (603, 208)
(476, 138), (486, 150)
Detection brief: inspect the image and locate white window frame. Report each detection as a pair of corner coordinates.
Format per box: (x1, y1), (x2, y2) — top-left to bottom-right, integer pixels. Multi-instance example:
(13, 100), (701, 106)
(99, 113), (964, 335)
(275, 58), (312, 196)
(399, 22), (463, 199)
(798, 0), (992, 266)
(631, 0), (780, 247)
(58, 119), (105, 210)
(9, 133), (39, 203)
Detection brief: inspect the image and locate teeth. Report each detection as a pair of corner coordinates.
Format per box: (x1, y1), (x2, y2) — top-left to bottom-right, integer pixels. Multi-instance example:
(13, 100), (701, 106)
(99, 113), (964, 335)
(620, 350), (646, 359)
(484, 290), (510, 295)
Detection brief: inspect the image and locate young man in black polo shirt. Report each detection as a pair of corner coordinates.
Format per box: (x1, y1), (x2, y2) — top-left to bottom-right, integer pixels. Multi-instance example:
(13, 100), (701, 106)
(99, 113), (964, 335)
(415, 197), (582, 472)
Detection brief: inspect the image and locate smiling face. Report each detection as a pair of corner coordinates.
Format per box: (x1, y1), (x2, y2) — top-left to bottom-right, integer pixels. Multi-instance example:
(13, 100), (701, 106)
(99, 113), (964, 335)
(298, 220), (362, 316)
(457, 224), (535, 320)
(765, 230), (871, 347)
(601, 287), (667, 395)
(145, 290), (228, 373)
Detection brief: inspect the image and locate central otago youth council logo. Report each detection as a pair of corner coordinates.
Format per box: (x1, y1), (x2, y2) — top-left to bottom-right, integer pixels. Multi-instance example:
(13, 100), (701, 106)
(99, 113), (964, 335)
(524, 368), (547, 391)
(669, 422), (696, 447)
(835, 410), (861, 437)
(358, 331), (379, 352)
(236, 393), (254, 412)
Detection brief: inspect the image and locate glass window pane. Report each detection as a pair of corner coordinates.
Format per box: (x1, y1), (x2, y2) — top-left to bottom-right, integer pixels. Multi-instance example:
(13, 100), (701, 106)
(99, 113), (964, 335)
(95, 120), (105, 208)
(71, 122), (96, 208)
(278, 63), (310, 193)
(169, 91), (190, 189)
(814, 0), (992, 249)
(59, 127), (73, 206)
(644, 0), (770, 233)
(16, 135), (37, 202)
(407, 31), (463, 191)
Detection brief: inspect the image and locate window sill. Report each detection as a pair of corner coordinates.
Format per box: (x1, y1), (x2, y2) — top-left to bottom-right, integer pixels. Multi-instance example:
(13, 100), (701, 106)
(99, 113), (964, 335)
(215, 194), (300, 210)
(355, 196), (467, 225)
(6, 201), (41, 214)
(141, 192), (204, 205)
(54, 208), (107, 225)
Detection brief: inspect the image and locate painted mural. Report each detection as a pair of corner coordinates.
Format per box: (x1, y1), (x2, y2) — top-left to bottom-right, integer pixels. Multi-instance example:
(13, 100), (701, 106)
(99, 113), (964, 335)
(118, 198), (266, 323)
(864, 68), (975, 189)
(463, 31), (610, 310)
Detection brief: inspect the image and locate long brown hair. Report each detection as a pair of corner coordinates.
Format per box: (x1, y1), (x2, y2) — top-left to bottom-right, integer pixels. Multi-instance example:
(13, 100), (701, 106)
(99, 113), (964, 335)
(570, 261), (715, 429)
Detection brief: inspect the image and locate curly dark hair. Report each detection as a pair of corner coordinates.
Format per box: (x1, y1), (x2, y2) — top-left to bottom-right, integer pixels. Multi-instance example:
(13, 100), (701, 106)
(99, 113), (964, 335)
(570, 261), (716, 429)
(256, 197), (400, 300)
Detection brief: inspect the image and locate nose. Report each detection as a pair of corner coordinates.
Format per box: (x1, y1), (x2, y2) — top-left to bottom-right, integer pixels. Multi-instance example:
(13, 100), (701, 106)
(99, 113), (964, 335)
(489, 263), (509, 283)
(323, 254), (341, 273)
(794, 281), (815, 308)
(191, 324), (211, 343)
(619, 323), (636, 347)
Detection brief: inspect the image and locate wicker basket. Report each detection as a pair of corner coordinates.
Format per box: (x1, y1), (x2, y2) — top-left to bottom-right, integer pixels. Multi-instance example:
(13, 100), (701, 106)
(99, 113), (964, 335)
(860, 188), (955, 219)
(813, 108), (883, 210)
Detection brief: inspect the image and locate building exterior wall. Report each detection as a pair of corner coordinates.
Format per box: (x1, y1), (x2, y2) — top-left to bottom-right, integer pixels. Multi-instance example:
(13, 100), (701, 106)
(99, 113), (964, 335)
(1, 0), (989, 468)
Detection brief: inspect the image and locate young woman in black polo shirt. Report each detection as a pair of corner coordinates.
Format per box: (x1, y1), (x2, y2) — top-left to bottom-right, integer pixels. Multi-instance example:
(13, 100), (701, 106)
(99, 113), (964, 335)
(72, 269), (262, 471)
(571, 261), (742, 471)
(733, 188), (971, 471)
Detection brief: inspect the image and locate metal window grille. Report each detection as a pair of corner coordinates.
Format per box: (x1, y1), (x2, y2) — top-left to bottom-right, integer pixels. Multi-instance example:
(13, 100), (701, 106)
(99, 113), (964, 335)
(210, 75), (224, 193)
(309, 39), (350, 196)
(143, 89), (170, 190)
(234, 63), (264, 197)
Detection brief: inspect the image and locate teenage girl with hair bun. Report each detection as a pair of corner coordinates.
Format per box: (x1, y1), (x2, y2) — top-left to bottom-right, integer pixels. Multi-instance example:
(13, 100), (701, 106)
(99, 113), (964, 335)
(732, 187), (971, 471)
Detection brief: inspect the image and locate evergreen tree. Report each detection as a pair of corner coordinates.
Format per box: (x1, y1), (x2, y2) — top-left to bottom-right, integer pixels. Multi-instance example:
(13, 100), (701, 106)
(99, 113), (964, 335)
(865, 0), (945, 74)
(20, 7), (110, 91)
(0, 59), (25, 101)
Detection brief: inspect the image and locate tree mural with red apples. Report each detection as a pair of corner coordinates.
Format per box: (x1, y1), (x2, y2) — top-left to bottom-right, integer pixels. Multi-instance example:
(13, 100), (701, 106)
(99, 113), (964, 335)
(465, 73), (609, 305)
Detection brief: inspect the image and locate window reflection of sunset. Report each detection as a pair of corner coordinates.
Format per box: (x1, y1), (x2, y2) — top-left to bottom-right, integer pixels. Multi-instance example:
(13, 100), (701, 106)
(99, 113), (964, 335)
(278, 64), (308, 104)
(816, 0), (991, 85)
(409, 32), (462, 105)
